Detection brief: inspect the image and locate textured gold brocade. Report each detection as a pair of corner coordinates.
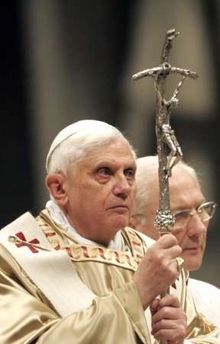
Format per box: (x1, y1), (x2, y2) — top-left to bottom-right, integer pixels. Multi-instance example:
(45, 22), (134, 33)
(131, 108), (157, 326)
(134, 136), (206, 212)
(185, 292), (219, 342)
(38, 210), (145, 270)
(0, 210), (219, 343)
(186, 314), (219, 343)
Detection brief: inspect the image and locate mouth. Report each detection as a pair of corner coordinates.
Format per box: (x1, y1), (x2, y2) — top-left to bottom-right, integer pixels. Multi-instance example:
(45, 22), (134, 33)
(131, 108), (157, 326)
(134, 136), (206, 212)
(183, 246), (201, 253)
(109, 204), (128, 208)
(108, 205), (129, 212)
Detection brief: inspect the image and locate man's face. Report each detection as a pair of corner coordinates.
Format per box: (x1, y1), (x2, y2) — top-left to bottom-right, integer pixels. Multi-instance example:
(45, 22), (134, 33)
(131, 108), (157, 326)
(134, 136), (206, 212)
(61, 139), (136, 246)
(169, 170), (208, 271)
(135, 169), (208, 271)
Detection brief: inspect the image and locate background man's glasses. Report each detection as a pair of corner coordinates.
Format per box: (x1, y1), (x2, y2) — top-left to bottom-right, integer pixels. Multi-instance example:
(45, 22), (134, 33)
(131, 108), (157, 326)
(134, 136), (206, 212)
(172, 201), (217, 229)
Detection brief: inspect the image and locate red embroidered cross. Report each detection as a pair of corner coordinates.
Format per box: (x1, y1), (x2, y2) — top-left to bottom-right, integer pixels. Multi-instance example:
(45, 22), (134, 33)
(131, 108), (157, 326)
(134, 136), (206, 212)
(15, 231), (40, 253)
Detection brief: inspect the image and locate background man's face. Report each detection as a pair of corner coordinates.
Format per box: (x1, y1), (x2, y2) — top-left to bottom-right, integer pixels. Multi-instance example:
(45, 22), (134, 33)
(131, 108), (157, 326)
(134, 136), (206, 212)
(169, 170), (208, 271)
(133, 169), (208, 271)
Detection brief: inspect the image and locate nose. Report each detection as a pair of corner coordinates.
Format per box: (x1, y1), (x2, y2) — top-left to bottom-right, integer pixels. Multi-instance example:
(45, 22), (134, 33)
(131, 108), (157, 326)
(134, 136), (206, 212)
(187, 212), (207, 237)
(113, 174), (132, 198)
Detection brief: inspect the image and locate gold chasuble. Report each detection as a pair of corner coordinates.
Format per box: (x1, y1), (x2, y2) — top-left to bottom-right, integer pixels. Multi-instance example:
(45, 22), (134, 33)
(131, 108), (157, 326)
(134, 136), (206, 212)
(0, 210), (219, 344)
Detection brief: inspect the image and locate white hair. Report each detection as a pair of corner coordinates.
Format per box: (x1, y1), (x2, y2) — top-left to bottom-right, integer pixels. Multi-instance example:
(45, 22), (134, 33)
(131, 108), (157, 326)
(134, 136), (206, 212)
(46, 119), (136, 174)
(135, 155), (200, 215)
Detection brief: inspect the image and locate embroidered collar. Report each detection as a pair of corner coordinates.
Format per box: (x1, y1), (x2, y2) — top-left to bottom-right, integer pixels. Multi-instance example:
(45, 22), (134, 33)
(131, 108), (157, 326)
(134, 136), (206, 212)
(46, 200), (123, 250)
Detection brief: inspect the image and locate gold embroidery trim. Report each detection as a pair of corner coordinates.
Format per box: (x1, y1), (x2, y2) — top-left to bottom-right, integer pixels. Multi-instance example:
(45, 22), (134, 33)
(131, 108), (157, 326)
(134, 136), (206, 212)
(37, 210), (145, 271)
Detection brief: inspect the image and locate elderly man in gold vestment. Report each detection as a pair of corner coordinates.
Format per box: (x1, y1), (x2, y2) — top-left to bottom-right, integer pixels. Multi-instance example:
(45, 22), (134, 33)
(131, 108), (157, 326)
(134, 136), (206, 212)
(130, 155), (220, 334)
(0, 120), (219, 344)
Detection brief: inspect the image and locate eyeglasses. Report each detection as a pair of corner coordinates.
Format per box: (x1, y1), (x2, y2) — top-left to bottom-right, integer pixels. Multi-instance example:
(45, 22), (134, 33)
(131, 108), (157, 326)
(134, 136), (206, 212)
(172, 201), (217, 229)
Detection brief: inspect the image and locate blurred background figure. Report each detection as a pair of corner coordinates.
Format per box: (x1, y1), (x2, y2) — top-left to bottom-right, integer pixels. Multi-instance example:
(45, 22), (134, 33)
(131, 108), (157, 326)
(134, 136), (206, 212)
(1, 0), (220, 285)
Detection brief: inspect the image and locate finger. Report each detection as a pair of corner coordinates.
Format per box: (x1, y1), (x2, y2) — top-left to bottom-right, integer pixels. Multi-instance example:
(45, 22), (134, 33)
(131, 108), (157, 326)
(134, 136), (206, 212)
(152, 306), (179, 324)
(153, 235), (183, 259)
(152, 326), (186, 342)
(152, 306), (186, 326)
(148, 241), (182, 260)
(156, 234), (178, 248)
(150, 298), (160, 314)
(157, 294), (180, 309)
(152, 319), (179, 334)
(151, 310), (187, 336)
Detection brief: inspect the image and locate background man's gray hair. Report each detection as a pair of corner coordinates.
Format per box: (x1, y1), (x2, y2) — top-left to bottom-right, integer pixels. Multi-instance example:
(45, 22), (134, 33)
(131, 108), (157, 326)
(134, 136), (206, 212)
(134, 155), (200, 216)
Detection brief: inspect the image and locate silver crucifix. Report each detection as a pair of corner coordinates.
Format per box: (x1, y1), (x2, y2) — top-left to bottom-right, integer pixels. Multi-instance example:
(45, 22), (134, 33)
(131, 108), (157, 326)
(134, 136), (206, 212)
(132, 28), (198, 235)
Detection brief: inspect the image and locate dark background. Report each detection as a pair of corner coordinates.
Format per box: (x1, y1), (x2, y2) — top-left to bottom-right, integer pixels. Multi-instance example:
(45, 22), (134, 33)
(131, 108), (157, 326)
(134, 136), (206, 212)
(1, 1), (220, 286)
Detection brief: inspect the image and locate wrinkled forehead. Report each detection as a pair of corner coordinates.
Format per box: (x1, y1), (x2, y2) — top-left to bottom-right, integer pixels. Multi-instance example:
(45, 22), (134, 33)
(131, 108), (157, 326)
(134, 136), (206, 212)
(80, 138), (135, 163)
(169, 168), (204, 208)
(67, 138), (135, 173)
(169, 168), (200, 190)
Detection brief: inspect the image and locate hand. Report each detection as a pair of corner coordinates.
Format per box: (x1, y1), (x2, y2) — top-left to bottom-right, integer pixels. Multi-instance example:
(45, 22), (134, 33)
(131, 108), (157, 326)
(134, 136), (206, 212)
(150, 294), (187, 344)
(133, 234), (182, 309)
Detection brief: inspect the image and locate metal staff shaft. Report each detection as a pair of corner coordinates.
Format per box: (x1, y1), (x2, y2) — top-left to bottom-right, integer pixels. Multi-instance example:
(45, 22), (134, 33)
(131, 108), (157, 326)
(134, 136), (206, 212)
(132, 28), (198, 344)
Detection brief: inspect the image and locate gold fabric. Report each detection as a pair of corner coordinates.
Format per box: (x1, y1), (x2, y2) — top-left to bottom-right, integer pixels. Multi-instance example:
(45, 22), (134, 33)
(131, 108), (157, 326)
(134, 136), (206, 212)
(0, 210), (219, 344)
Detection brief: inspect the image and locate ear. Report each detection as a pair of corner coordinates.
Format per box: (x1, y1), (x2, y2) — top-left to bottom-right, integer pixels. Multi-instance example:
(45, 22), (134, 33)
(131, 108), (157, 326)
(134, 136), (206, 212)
(45, 173), (68, 206)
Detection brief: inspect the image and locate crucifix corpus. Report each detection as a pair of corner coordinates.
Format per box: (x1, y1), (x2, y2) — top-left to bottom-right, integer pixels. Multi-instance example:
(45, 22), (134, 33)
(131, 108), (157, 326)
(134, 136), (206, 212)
(132, 28), (198, 236)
